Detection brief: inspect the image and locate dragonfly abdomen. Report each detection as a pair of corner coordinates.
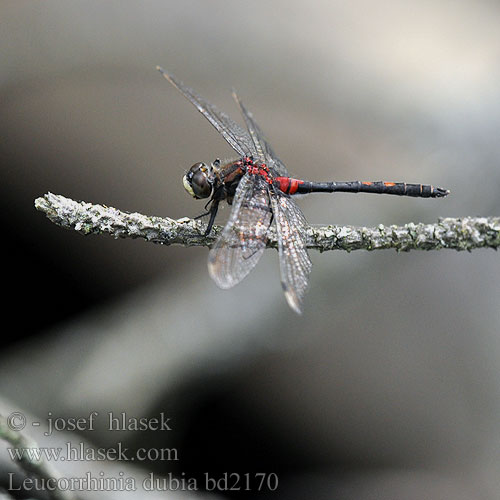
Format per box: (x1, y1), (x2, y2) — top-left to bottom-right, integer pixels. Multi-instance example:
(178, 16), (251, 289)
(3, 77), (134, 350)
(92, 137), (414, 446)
(275, 177), (449, 198)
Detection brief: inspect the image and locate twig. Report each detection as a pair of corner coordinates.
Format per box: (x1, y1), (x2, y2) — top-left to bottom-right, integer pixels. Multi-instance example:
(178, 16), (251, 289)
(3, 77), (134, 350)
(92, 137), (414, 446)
(34, 192), (500, 252)
(0, 414), (77, 500)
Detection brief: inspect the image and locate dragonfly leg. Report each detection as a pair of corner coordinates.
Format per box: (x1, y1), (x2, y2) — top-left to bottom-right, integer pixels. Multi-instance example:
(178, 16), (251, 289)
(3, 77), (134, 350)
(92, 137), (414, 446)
(193, 210), (210, 220)
(205, 199), (220, 235)
(192, 184), (225, 228)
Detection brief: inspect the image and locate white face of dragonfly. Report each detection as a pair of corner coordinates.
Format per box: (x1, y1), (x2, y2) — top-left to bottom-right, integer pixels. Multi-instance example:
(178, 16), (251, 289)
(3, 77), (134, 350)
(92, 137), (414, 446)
(182, 162), (215, 199)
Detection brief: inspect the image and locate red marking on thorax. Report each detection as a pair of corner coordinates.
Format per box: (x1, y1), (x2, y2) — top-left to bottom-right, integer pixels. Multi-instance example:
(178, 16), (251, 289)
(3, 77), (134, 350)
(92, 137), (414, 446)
(240, 158), (306, 194)
(246, 160), (274, 185)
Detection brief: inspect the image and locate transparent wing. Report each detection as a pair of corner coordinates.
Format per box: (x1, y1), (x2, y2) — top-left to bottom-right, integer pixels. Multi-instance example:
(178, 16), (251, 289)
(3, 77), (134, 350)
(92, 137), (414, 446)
(232, 91), (290, 176)
(157, 66), (257, 158)
(208, 174), (273, 288)
(270, 193), (312, 314)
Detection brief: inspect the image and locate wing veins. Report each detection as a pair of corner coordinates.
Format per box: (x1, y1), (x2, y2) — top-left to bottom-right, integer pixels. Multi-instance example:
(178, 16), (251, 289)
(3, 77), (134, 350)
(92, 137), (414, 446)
(157, 66), (255, 157)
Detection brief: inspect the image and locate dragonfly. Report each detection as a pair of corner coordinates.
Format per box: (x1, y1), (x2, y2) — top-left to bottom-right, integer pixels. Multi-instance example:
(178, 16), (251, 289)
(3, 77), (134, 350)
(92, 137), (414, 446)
(157, 66), (449, 314)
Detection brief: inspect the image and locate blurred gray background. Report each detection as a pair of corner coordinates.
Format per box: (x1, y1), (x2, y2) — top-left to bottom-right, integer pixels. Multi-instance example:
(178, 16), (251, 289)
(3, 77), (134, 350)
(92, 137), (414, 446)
(1, 1), (500, 499)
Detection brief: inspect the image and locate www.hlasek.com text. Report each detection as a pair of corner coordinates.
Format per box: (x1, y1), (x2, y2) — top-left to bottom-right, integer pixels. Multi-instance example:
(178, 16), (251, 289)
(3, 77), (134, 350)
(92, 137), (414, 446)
(8, 441), (178, 462)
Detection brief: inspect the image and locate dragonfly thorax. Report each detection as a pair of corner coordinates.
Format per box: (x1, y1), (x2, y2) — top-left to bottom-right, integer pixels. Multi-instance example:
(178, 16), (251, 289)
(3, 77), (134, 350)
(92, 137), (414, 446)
(183, 162), (215, 199)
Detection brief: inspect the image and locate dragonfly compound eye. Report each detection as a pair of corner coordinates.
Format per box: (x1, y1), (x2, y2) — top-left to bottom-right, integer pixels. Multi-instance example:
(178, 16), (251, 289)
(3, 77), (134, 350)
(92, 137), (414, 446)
(183, 162), (213, 199)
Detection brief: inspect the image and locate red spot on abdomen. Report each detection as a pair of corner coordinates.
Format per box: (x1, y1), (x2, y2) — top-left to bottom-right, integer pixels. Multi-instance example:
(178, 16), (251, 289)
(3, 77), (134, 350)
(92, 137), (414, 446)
(275, 177), (303, 194)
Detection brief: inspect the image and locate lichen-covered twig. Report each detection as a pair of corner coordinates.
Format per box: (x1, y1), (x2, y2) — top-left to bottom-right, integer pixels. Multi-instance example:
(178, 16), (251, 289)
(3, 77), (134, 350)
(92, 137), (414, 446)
(35, 192), (500, 252)
(0, 414), (77, 500)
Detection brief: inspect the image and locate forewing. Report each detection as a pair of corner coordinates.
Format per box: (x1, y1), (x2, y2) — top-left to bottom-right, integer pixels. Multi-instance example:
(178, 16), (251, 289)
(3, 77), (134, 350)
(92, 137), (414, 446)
(271, 193), (312, 314)
(232, 91), (289, 176)
(157, 66), (256, 157)
(208, 174), (273, 289)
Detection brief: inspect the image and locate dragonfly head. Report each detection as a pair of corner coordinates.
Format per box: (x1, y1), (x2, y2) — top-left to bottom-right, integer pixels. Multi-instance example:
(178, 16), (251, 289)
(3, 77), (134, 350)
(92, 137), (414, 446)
(183, 162), (214, 199)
